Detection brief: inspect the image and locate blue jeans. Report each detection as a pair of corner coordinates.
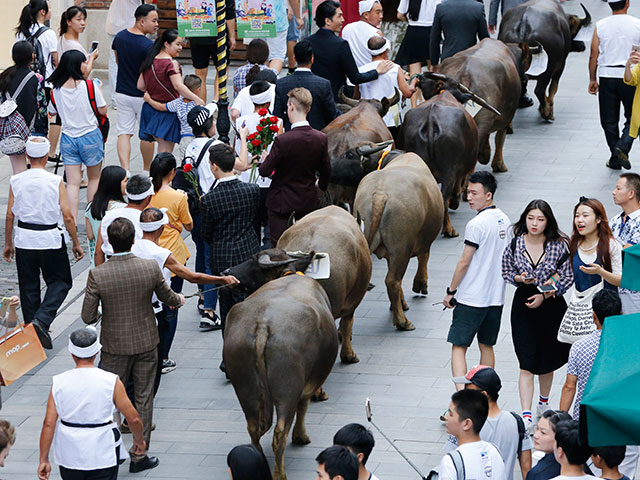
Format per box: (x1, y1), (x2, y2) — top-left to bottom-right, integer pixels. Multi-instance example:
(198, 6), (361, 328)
(191, 212), (218, 310)
(162, 275), (184, 360)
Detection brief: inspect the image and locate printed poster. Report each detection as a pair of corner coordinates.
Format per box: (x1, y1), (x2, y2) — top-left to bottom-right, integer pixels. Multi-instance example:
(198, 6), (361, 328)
(176, 0), (217, 38)
(235, 0), (276, 38)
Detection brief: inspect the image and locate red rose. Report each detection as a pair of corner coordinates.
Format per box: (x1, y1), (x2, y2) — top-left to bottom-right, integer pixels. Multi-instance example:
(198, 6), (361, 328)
(260, 118), (268, 125)
(256, 125), (263, 132)
(251, 139), (262, 146)
(183, 163), (193, 173)
(269, 116), (278, 124)
(248, 133), (256, 140)
(269, 125), (278, 132)
(258, 108), (268, 116)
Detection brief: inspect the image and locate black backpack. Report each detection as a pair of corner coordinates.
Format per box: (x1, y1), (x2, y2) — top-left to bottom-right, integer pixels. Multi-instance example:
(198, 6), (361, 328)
(172, 138), (215, 214)
(26, 26), (49, 77)
(510, 411), (526, 460)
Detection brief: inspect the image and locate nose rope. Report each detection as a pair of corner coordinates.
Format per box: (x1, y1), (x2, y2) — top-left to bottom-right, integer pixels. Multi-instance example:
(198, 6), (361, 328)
(184, 284), (228, 298)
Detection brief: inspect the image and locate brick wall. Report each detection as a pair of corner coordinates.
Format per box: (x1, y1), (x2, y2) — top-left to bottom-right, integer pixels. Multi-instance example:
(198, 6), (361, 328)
(84, 0), (112, 8)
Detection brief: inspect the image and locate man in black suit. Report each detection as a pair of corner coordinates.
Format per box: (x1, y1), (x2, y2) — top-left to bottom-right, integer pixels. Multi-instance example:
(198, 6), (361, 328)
(200, 143), (260, 332)
(308, 0), (393, 101)
(259, 88), (331, 245)
(273, 40), (340, 131)
(430, 0), (490, 68)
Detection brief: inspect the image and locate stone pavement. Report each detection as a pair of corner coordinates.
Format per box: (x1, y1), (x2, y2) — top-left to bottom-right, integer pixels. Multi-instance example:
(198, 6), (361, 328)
(1, 1), (638, 477)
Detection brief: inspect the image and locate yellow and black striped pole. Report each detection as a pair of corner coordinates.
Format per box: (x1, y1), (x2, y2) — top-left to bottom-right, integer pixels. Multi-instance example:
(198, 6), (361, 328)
(215, 0), (231, 144)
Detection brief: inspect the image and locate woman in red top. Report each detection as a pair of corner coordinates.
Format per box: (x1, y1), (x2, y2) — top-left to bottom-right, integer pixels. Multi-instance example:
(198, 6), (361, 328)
(138, 29), (202, 153)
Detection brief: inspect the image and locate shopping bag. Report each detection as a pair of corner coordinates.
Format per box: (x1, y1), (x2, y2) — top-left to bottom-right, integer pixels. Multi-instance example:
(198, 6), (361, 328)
(0, 322), (47, 385)
(557, 281), (603, 344)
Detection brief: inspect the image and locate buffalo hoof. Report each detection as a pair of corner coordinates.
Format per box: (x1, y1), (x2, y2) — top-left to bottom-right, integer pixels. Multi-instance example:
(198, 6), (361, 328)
(395, 320), (416, 331)
(442, 228), (459, 238)
(292, 432), (311, 445)
(340, 351), (360, 364)
(367, 282), (375, 291)
(492, 163), (508, 173)
(311, 389), (329, 402)
(389, 303), (410, 312)
(506, 124), (514, 134)
(412, 279), (428, 295)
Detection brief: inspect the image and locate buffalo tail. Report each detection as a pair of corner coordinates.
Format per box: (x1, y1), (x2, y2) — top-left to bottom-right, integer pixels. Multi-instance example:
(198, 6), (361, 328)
(254, 323), (274, 433)
(367, 192), (388, 254)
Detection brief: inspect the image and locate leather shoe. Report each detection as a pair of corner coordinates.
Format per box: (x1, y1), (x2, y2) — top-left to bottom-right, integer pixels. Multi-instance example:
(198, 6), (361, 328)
(616, 147), (632, 170)
(129, 456), (159, 473)
(518, 94), (534, 108)
(32, 321), (52, 349)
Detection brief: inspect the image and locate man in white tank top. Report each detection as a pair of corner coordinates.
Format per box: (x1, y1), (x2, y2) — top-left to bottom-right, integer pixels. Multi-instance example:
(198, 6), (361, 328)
(588, 0), (640, 170)
(37, 327), (145, 480)
(3, 137), (83, 350)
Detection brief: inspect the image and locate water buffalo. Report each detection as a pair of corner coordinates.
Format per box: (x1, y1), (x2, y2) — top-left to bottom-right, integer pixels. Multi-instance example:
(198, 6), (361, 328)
(322, 90), (399, 207)
(498, 0), (591, 121)
(277, 206), (372, 363)
(224, 271), (338, 480)
(419, 38), (526, 172)
(354, 153), (444, 330)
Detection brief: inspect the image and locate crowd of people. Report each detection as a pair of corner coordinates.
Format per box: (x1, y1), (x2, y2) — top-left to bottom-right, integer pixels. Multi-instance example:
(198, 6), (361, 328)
(0, 0), (639, 478)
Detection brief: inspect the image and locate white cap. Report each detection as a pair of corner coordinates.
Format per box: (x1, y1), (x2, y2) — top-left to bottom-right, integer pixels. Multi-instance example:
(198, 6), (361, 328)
(25, 136), (50, 159)
(359, 0), (378, 15)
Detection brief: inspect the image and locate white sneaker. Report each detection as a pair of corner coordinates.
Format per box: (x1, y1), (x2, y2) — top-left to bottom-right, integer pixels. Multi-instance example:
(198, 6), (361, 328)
(524, 416), (535, 434)
(536, 404), (551, 423)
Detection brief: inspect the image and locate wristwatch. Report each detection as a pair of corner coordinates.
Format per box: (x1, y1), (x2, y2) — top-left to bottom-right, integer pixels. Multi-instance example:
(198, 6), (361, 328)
(446, 287), (457, 295)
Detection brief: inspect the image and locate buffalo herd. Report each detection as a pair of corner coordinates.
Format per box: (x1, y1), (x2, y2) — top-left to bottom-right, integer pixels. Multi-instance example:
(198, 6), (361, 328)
(222, 0), (591, 477)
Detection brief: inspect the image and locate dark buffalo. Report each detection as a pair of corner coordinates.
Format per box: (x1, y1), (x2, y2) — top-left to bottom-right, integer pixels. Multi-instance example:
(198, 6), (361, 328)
(498, 0), (591, 121)
(419, 38), (527, 172)
(322, 90), (399, 206)
(224, 267), (338, 480)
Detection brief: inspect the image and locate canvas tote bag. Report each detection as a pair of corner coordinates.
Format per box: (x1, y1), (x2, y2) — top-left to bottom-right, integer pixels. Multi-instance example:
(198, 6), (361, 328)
(557, 281), (603, 344)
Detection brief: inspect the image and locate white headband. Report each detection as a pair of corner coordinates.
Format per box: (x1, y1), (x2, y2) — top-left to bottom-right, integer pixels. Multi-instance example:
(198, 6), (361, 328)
(68, 337), (102, 358)
(359, 0), (378, 15)
(26, 136), (50, 158)
(140, 210), (168, 232)
(368, 38), (389, 56)
(249, 88), (273, 105)
(126, 185), (154, 201)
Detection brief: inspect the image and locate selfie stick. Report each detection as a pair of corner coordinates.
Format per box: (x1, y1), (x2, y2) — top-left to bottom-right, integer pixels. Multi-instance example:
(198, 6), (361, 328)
(365, 398), (429, 480)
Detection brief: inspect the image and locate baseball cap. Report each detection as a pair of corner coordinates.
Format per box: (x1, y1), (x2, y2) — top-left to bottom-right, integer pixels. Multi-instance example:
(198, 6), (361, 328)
(187, 102), (218, 128)
(452, 365), (502, 396)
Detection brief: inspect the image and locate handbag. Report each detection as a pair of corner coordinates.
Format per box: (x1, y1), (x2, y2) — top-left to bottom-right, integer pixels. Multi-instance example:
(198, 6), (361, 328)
(0, 71), (36, 155)
(0, 320), (47, 385)
(557, 281), (603, 344)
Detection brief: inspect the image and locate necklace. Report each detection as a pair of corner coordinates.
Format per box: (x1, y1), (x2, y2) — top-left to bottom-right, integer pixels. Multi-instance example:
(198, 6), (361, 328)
(579, 241), (598, 251)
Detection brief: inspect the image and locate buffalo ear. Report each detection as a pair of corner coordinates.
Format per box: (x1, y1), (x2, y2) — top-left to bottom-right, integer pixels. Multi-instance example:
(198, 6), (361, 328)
(257, 253), (297, 269)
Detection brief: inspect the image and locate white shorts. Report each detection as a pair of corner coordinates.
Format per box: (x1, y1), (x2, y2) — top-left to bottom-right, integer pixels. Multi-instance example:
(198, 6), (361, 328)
(115, 92), (145, 136)
(266, 29), (287, 61)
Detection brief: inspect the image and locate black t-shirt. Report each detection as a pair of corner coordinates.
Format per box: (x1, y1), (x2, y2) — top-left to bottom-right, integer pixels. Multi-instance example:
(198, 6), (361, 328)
(1, 67), (41, 132)
(112, 29), (153, 97)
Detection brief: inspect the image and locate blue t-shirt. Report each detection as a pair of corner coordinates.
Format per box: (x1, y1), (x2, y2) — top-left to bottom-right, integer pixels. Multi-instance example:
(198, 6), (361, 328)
(112, 29), (153, 97)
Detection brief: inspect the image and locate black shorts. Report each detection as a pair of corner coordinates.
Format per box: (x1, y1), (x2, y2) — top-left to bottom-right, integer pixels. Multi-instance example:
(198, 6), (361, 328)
(447, 303), (503, 347)
(190, 37), (220, 69)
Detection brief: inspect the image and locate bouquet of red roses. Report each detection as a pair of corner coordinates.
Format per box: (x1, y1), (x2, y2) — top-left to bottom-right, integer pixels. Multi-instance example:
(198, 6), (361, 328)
(246, 108), (279, 183)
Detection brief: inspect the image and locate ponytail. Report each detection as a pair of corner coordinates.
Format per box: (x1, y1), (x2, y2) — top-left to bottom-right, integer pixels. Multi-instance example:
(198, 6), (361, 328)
(408, 0), (422, 22)
(16, 0), (49, 38)
(140, 29), (179, 73)
(59, 5), (87, 36)
(149, 152), (177, 193)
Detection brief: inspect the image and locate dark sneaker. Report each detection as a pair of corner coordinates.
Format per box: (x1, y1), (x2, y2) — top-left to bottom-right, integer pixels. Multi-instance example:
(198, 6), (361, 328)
(32, 320), (52, 349)
(200, 311), (222, 331)
(518, 94), (534, 108)
(615, 147), (632, 170)
(607, 157), (623, 170)
(161, 359), (177, 374)
(129, 455), (159, 473)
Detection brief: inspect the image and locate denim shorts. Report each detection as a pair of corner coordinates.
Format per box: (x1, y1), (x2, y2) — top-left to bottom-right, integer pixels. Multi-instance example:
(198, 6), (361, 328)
(60, 128), (104, 167)
(287, 16), (300, 42)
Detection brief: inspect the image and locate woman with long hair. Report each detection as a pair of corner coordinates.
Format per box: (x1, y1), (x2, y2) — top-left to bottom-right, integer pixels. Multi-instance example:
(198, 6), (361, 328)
(15, 0), (58, 78)
(0, 41), (48, 173)
(48, 50), (106, 221)
(84, 166), (127, 266)
(149, 152), (193, 373)
(58, 6), (98, 76)
(502, 199), (573, 430)
(227, 444), (272, 480)
(138, 29), (203, 153)
(569, 197), (622, 291)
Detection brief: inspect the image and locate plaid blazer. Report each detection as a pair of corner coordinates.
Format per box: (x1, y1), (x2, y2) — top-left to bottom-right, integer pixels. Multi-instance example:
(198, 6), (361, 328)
(200, 178), (261, 274)
(81, 254), (182, 355)
(273, 71), (340, 131)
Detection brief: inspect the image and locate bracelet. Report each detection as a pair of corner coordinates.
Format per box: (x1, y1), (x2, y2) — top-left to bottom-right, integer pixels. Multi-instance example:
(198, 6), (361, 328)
(550, 277), (558, 285)
(447, 287), (457, 295)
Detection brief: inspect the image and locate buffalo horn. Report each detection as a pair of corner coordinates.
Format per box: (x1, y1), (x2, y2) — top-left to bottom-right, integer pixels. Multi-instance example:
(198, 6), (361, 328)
(528, 40), (543, 56)
(457, 83), (502, 117)
(579, 3), (591, 26)
(356, 140), (394, 157)
(257, 253), (298, 268)
(338, 87), (359, 107)
(384, 88), (400, 108)
(420, 71), (449, 82)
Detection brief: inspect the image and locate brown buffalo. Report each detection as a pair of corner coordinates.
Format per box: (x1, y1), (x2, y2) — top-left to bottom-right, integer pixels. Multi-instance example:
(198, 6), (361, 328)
(354, 153), (444, 330)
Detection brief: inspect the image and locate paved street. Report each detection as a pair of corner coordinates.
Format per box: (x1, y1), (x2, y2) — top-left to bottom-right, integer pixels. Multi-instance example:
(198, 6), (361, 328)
(0, 0), (636, 478)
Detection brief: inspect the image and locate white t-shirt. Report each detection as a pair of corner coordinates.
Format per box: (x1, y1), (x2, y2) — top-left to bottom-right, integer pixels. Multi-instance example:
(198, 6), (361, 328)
(342, 20), (380, 67)
(50, 80), (106, 137)
(445, 411), (533, 480)
(131, 238), (171, 313)
(15, 23), (58, 80)
(231, 84), (275, 118)
(184, 137), (223, 194)
(596, 14), (640, 78)
(57, 35), (88, 58)
(457, 207), (510, 307)
(577, 238), (622, 275)
(438, 441), (505, 480)
(106, 0), (140, 35)
(100, 207), (143, 256)
(235, 111), (282, 187)
(397, 0), (441, 26)
(358, 60), (400, 127)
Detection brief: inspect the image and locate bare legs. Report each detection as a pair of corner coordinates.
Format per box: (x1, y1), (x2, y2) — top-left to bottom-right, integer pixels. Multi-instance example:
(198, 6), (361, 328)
(117, 134), (155, 171)
(65, 162), (102, 221)
(9, 154), (27, 174)
(408, 62), (423, 108)
(519, 369), (554, 413)
(451, 343), (495, 391)
(194, 67), (218, 103)
(155, 137), (175, 154)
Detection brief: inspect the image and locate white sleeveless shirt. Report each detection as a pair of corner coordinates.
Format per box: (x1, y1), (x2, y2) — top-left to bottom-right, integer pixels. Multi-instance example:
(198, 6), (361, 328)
(358, 60), (401, 127)
(52, 368), (119, 470)
(100, 207), (143, 256)
(131, 238), (172, 313)
(10, 169), (63, 250)
(597, 14), (640, 78)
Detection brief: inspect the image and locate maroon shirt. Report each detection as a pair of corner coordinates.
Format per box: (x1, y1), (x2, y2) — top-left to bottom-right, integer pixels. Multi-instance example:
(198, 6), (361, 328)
(142, 58), (181, 102)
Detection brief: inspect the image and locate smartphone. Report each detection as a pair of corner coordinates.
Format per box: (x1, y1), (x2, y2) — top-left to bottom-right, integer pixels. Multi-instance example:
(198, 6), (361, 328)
(633, 44), (640, 52)
(538, 284), (557, 293)
(89, 41), (99, 53)
(0, 298), (10, 320)
(365, 398), (372, 422)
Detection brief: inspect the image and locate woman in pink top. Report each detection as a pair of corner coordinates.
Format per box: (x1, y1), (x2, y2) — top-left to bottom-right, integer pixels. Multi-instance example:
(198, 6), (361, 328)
(138, 29), (203, 153)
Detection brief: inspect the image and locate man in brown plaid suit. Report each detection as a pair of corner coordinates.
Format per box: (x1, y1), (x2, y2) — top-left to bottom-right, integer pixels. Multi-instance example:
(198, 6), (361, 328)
(81, 218), (184, 473)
